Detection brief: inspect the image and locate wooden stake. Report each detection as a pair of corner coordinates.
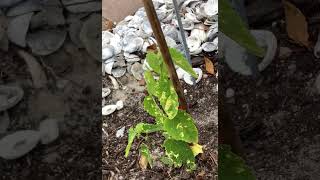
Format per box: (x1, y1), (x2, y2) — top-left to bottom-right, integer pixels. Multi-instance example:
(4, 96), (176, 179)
(142, 0), (189, 111)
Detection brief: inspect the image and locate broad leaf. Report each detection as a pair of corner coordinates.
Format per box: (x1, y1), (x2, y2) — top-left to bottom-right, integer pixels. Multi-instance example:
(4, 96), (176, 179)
(169, 48), (197, 78)
(125, 123), (163, 157)
(144, 95), (164, 119)
(140, 143), (153, 168)
(219, 0), (265, 57)
(144, 71), (160, 96)
(158, 77), (179, 119)
(190, 143), (203, 157)
(163, 139), (196, 171)
(164, 110), (198, 143)
(219, 145), (256, 180)
(146, 52), (162, 74)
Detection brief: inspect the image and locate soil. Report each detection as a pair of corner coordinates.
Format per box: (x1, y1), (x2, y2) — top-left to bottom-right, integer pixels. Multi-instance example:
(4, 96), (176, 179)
(0, 45), (102, 179)
(220, 21), (320, 179)
(102, 61), (218, 179)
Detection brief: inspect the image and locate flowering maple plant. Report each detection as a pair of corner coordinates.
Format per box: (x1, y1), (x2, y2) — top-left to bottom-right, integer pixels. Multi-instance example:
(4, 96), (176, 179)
(125, 48), (202, 171)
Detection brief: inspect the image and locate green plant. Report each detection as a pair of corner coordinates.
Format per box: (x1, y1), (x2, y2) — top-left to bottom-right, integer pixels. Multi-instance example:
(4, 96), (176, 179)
(125, 48), (202, 171)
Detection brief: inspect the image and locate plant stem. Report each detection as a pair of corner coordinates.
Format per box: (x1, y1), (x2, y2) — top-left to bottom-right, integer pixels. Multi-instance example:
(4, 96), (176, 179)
(142, 0), (189, 111)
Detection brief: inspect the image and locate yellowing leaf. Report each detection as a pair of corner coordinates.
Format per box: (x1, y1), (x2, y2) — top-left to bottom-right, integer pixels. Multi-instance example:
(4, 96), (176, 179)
(283, 0), (310, 47)
(190, 143), (203, 156)
(139, 155), (148, 170)
(204, 57), (214, 75)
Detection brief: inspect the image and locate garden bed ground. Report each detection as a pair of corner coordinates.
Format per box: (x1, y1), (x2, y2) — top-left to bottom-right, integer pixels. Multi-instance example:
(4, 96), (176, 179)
(102, 58), (218, 179)
(221, 23), (320, 179)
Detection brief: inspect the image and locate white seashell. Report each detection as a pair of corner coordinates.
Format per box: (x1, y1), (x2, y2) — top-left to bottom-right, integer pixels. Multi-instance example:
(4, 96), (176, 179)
(185, 12), (201, 23)
(182, 19), (194, 30)
(108, 76), (119, 89)
(122, 34), (144, 53)
(0, 130), (40, 160)
(127, 16), (143, 29)
(0, 85), (24, 112)
(116, 127), (125, 138)
(141, 20), (153, 36)
(102, 45), (115, 60)
(116, 100), (124, 110)
(314, 33), (320, 59)
(163, 24), (179, 42)
(124, 15), (134, 22)
(104, 61), (114, 75)
(8, 12), (33, 47)
(187, 36), (202, 55)
(102, 88), (111, 98)
(102, 105), (117, 116)
(190, 28), (207, 42)
(183, 68), (202, 85)
(39, 118), (59, 145)
(201, 42), (217, 52)
(204, 0), (218, 17)
(176, 68), (187, 79)
(131, 63), (144, 80)
(109, 34), (122, 55)
(112, 67), (126, 78)
(165, 36), (177, 48)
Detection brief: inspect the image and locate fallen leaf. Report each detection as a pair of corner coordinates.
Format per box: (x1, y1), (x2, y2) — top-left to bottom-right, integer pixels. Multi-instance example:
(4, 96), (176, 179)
(190, 143), (203, 156)
(139, 154), (148, 170)
(283, 0), (310, 47)
(17, 50), (47, 89)
(102, 18), (113, 31)
(147, 44), (157, 53)
(204, 57), (214, 74)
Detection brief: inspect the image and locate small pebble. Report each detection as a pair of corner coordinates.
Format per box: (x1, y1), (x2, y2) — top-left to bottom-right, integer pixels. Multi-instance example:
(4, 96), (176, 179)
(116, 127), (125, 138)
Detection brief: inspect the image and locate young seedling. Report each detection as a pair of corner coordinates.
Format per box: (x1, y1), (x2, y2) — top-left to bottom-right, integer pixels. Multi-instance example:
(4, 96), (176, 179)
(125, 48), (202, 171)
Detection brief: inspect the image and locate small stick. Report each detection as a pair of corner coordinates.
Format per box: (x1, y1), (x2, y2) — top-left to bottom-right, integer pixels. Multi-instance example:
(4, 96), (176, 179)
(142, 0), (189, 111)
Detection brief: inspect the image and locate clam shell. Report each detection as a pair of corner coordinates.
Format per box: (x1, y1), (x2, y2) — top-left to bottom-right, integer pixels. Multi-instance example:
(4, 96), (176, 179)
(39, 118), (59, 145)
(102, 88), (111, 98)
(0, 130), (40, 160)
(183, 68), (202, 85)
(102, 45), (115, 60)
(6, 0), (42, 17)
(187, 36), (202, 55)
(112, 67), (126, 78)
(80, 13), (101, 61)
(102, 105), (117, 116)
(122, 35), (144, 53)
(182, 19), (194, 30)
(201, 42), (217, 52)
(190, 28), (207, 42)
(104, 61), (114, 75)
(0, 85), (24, 112)
(8, 12), (33, 47)
(27, 29), (67, 56)
(131, 62), (144, 80)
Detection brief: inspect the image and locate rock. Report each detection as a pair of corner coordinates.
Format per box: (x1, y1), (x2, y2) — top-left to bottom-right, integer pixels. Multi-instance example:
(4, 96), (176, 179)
(0, 111), (9, 133)
(279, 47), (292, 59)
(63, 1), (101, 13)
(27, 29), (67, 55)
(39, 118), (60, 144)
(112, 68), (126, 78)
(131, 63), (144, 80)
(7, 12), (33, 47)
(102, 105), (117, 116)
(80, 13), (101, 61)
(0, 130), (40, 160)
(68, 20), (84, 48)
(109, 76), (119, 89)
(116, 127), (125, 138)
(226, 88), (235, 98)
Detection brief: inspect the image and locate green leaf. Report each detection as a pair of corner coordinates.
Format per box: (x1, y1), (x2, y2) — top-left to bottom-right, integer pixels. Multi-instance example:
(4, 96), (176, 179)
(163, 139), (196, 171)
(125, 127), (137, 157)
(125, 123), (163, 157)
(219, 0), (265, 57)
(164, 110), (198, 143)
(146, 52), (162, 74)
(140, 144), (153, 168)
(219, 145), (256, 180)
(169, 48), (198, 78)
(144, 71), (160, 97)
(144, 95), (165, 119)
(160, 156), (174, 167)
(158, 77), (179, 119)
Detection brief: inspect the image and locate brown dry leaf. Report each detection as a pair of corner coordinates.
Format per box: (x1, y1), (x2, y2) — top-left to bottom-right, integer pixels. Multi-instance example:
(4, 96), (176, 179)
(204, 57), (214, 74)
(102, 18), (113, 31)
(147, 43), (157, 53)
(17, 50), (47, 89)
(283, 0), (310, 47)
(139, 155), (148, 170)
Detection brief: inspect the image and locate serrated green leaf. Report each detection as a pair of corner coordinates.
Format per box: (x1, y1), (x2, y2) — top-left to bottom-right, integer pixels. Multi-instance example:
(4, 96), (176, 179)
(169, 48), (197, 78)
(146, 52), (162, 74)
(219, 145), (256, 180)
(140, 144), (153, 168)
(144, 95), (165, 119)
(163, 110), (198, 143)
(144, 71), (160, 96)
(163, 139), (196, 171)
(219, 0), (265, 57)
(125, 123), (163, 157)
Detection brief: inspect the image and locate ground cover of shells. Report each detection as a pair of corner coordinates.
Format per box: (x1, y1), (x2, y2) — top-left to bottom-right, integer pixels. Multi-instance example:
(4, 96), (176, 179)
(102, 0), (218, 179)
(222, 1), (320, 179)
(0, 0), (101, 179)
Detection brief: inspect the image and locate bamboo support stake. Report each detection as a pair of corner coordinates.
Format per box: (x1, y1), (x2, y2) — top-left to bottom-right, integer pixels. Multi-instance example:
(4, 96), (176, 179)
(142, 0), (189, 111)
